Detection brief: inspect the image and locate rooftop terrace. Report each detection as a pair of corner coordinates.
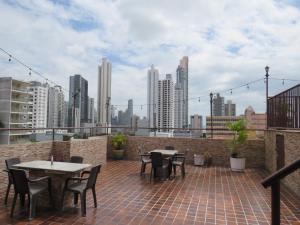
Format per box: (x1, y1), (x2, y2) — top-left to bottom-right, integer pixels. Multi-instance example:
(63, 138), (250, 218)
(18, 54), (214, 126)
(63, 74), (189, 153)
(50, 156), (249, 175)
(1, 161), (299, 225)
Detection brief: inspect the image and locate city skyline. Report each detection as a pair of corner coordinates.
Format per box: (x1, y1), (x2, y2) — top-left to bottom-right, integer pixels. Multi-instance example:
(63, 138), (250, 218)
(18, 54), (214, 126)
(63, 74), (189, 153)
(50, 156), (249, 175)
(0, 0), (300, 119)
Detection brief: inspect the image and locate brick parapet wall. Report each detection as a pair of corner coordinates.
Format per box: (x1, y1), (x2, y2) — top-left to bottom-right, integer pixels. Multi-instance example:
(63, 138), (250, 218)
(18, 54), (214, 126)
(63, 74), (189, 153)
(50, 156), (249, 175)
(265, 130), (300, 197)
(108, 136), (265, 168)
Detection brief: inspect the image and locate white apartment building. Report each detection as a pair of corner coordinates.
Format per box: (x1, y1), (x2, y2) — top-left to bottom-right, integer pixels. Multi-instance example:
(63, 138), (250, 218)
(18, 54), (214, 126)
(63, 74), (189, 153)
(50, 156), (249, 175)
(88, 97), (95, 125)
(0, 77), (32, 144)
(47, 85), (65, 128)
(97, 58), (111, 132)
(29, 81), (48, 131)
(147, 64), (159, 129)
(157, 74), (174, 132)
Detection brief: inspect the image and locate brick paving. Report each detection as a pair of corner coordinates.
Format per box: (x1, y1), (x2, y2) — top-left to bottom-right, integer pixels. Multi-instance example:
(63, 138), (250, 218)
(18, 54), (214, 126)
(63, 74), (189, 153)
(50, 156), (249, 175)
(0, 160), (299, 225)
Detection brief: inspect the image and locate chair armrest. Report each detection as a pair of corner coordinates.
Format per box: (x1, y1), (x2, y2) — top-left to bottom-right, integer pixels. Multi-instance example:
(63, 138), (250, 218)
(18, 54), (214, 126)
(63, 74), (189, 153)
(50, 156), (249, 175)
(81, 171), (91, 177)
(28, 176), (50, 183)
(65, 176), (88, 187)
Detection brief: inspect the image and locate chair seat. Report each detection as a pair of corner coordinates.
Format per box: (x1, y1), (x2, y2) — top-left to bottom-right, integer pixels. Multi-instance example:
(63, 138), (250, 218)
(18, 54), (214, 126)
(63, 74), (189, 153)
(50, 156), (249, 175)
(67, 181), (87, 193)
(142, 158), (151, 163)
(29, 183), (47, 195)
(172, 161), (183, 166)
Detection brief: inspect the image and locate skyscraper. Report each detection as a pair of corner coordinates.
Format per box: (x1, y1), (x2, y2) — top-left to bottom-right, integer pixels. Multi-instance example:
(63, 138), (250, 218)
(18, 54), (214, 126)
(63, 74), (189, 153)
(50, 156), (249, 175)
(29, 81), (48, 131)
(147, 65), (159, 129)
(48, 85), (65, 128)
(176, 56), (189, 128)
(225, 100), (236, 116)
(212, 93), (225, 116)
(128, 99), (133, 122)
(157, 74), (174, 131)
(68, 74), (88, 127)
(97, 58), (112, 129)
(174, 83), (183, 128)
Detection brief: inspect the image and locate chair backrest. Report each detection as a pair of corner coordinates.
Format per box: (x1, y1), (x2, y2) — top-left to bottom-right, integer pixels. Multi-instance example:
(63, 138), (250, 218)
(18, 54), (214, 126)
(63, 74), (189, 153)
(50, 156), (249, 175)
(10, 169), (29, 194)
(165, 146), (175, 150)
(86, 165), (101, 189)
(5, 157), (20, 170)
(70, 156), (84, 164)
(151, 152), (163, 168)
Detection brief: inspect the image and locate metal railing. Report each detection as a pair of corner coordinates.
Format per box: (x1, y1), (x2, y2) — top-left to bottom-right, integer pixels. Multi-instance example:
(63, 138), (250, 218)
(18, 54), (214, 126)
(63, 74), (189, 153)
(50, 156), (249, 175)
(268, 84), (300, 129)
(262, 159), (300, 225)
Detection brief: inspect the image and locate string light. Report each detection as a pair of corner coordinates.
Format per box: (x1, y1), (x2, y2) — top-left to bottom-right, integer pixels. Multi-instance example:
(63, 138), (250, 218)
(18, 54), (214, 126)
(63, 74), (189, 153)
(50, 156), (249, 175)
(246, 84), (249, 90)
(230, 89), (232, 95)
(29, 68), (31, 76)
(198, 97), (200, 102)
(282, 79), (285, 85)
(8, 55), (11, 62)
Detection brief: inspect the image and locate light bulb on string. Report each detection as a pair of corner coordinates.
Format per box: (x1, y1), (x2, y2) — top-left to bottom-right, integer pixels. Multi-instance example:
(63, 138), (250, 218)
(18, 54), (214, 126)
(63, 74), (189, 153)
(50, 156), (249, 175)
(230, 89), (232, 95)
(198, 97), (200, 102)
(282, 79), (285, 85)
(246, 84), (249, 90)
(8, 55), (12, 62)
(29, 68), (32, 76)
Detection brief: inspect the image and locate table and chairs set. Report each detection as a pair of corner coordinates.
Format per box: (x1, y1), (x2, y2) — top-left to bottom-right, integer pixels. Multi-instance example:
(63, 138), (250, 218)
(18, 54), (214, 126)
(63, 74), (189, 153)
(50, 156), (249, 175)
(3, 156), (101, 220)
(138, 145), (188, 182)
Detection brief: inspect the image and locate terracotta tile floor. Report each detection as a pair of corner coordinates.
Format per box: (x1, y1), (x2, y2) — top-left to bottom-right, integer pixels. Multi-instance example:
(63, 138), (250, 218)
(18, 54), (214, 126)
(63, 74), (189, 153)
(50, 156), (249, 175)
(0, 160), (299, 225)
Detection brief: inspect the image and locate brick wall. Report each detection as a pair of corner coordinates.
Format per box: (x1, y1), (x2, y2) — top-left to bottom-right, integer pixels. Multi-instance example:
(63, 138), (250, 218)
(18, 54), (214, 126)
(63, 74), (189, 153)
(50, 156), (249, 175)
(265, 130), (300, 197)
(70, 136), (107, 166)
(108, 136), (265, 168)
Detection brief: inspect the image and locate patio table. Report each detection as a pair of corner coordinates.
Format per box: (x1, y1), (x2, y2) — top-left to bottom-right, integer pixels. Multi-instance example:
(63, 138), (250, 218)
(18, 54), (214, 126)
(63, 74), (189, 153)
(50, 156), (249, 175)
(13, 160), (91, 209)
(149, 149), (178, 179)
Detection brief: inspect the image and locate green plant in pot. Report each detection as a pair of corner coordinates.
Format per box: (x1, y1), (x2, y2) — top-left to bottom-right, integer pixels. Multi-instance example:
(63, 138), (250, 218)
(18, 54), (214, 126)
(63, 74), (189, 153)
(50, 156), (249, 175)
(112, 133), (127, 160)
(227, 119), (248, 172)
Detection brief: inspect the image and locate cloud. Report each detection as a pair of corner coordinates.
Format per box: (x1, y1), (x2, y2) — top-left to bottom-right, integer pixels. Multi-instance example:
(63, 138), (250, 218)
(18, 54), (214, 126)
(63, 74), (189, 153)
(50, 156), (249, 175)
(0, 0), (300, 121)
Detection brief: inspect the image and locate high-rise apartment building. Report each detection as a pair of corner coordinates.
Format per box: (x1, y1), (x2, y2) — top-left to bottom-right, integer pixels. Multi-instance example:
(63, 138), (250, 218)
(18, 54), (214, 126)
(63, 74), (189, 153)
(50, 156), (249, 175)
(48, 85), (65, 128)
(225, 100), (236, 116)
(88, 97), (95, 125)
(29, 81), (48, 131)
(147, 65), (159, 129)
(68, 74), (88, 127)
(0, 77), (32, 144)
(117, 99), (134, 126)
(157, 74), (174, 131)
(212, 93), (225, 116)
(97, 58), (112, 129)
(176, 56), (189, 128)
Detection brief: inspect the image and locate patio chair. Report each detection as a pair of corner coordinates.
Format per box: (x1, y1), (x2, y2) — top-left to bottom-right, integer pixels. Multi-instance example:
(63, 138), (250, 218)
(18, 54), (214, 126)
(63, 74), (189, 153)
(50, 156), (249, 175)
(9, 169), (53, 220)
(61, 164), (101, 216)
(70, 156), (84, 164)
(172, 149), (189, 178)
(137, 145), (151, 175)
(165, 146), (175, 150)
(4, 157), (20, 205)
(150, 152), (170, 182)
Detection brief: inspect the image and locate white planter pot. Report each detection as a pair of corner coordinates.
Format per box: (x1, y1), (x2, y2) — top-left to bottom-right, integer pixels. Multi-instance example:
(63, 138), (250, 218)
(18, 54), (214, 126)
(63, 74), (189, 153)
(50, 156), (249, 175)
(194, 154), (204, 166)
(230, 157), (246, 172)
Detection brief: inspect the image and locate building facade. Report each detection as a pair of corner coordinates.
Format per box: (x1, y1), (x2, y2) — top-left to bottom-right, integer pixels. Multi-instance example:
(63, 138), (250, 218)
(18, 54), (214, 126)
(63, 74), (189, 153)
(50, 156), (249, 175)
(147, 65), (159, 129)
(29, 81), (48, 131)
(0, 77), (32, 144)
(48, 85), (65, 128)
(97, 58), (112, 129)
(174, 83), (183, 128)
(157, 75), (174, 132)
(225, 100), (236, 116)
(68, 74), (88, 127)
(190, 114), (203, 137)
(88, 97), (95, 125)
(176, 56), (189, 128)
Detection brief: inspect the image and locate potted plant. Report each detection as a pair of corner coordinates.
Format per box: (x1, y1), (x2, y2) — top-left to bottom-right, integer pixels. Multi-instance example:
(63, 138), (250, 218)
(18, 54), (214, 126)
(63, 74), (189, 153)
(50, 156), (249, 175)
(227, 119), (248, 172)
(112, 133), (127, 160)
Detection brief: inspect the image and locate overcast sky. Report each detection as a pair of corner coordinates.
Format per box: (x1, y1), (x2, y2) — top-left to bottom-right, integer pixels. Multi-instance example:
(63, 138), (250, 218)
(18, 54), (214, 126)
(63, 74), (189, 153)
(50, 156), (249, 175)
(0, 0), (300, 119)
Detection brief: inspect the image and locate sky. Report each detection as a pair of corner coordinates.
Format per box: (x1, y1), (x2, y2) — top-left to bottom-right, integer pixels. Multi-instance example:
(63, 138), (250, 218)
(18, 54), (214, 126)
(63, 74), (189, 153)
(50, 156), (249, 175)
(0, 0), (300, 121)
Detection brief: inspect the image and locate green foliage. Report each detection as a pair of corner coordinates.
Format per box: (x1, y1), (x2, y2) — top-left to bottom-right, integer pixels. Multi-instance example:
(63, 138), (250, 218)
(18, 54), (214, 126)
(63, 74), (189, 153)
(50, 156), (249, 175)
(227, 119), (248, 158)
(112, 133), (127, 150)
(0, 120), (4, 128)
(72, 133), (81, 139)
